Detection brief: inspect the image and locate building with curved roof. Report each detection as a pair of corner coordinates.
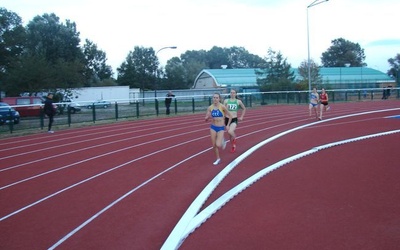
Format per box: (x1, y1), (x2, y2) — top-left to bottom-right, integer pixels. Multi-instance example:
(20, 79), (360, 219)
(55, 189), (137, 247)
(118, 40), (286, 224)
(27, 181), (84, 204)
(192, 67), (395, 90)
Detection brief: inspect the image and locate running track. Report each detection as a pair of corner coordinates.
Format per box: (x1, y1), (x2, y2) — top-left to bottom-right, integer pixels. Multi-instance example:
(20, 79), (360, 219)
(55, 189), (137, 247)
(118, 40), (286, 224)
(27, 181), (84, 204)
(1, 100), (399, 250)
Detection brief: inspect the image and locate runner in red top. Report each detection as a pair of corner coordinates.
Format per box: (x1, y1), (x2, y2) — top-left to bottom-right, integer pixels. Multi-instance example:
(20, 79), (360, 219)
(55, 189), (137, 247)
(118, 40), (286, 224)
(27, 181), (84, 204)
(319, 88), (330, 120)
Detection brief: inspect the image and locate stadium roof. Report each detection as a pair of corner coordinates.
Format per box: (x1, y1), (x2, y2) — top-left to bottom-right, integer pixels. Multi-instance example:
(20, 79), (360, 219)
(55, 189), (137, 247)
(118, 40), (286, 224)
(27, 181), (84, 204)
(318, 67), (392, 82)
(192, 67), (394, 89)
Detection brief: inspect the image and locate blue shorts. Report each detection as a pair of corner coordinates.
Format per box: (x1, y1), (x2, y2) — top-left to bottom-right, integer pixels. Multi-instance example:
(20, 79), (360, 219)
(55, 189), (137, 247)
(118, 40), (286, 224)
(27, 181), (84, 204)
(310, 103), (318, 107)
(210, 124), (225, 132)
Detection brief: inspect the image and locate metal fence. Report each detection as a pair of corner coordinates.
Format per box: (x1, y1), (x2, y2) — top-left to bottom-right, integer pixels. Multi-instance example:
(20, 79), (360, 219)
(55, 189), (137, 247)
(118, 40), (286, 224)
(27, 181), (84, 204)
(1, 88), (399, 135)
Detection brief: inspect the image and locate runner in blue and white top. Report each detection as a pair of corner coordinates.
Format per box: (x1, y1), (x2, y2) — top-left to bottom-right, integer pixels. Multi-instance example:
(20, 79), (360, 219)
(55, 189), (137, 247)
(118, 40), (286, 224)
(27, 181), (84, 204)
(309, 87), (320, 120)
(205, 93), (232, 165)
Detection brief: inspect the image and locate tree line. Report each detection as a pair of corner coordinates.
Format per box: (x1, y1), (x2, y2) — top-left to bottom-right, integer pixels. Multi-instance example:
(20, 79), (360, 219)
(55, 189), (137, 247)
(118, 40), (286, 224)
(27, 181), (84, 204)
(1, 7), (399, 100)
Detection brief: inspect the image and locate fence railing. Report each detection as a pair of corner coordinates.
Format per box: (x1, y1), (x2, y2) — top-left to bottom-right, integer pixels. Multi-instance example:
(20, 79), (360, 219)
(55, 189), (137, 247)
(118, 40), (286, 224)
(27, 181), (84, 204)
(1, 88), (398, 135)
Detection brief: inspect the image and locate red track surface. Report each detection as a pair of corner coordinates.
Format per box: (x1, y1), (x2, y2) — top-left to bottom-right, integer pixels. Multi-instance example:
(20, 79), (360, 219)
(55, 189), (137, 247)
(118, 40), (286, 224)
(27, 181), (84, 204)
(1, 100), (399, 250)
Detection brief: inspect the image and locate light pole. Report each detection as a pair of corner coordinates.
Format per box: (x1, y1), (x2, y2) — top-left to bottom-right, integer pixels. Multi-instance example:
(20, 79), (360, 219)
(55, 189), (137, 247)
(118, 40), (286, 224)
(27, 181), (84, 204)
(156, 46), (177, 57)
(142, 46), (177, 105)
(307, 0), (328, 94)
(154, 46), (177, 97)
(152, 46), (177, 114)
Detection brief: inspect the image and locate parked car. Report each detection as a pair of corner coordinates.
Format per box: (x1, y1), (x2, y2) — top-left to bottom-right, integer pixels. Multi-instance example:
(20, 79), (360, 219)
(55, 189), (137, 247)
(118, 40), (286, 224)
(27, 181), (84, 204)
(67, 102), (82, 113)
(0, 102), (21, 125)
(87, 100), (112, 109)
(2, 96), (43, 117)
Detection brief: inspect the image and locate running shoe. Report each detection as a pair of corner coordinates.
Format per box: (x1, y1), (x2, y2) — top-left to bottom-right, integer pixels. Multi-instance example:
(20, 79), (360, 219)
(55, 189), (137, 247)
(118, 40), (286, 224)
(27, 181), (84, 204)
(231, 139), (236, 153)
(213, 158), (221, 165)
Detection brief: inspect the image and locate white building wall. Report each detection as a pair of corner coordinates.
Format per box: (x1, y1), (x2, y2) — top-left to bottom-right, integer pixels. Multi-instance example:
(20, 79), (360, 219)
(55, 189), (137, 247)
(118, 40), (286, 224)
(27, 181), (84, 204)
(69, 86), (137, 104)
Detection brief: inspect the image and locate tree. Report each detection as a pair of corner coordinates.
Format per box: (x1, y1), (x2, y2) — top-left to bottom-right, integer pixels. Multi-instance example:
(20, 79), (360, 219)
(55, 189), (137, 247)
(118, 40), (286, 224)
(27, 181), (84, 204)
(117, 46), (157, 90)
(206, 46), (230, 69)
(256, 48), (295, 91)
(164, 57), (188, 89)
(181, 50), (208, 67)
(4, 54), (53, 96)
(159, 46), (267, 90)
(25, 13), (83, 64)
(227, 46), (264, 68)
(0, 8), (26, 65)
(0, 8), (26, 90)
(180, 50), (208, 87)
(5, 13), (87, 95)
(297, 59), (322, 90)
(387, 53), (400, 84)
(321, 38), (366, 67)
(195, 46), (265, 69)
(1, 10), (119, 96)
(51, 59), (86, 90)
(82, 39), (114, 86)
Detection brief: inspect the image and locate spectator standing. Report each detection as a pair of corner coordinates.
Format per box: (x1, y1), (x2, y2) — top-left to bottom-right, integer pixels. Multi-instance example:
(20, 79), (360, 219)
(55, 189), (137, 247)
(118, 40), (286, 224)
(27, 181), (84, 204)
(43, 93), (56, 133)
(382, 87), (387, 99)
(165, 91), (175, 115)
(386, 86), (392, 99)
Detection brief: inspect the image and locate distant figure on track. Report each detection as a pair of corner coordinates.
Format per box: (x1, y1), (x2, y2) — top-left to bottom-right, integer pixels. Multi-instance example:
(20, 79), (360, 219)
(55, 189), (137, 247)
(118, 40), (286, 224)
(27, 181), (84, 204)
(205, 93), (232, 165)
(223, 89), (246, 153)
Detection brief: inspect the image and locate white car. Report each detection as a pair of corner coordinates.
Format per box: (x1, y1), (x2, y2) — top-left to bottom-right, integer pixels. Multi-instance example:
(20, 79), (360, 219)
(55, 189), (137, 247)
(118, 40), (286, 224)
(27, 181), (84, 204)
(67, 102), (82, 113)
(87, 100), (111, 109)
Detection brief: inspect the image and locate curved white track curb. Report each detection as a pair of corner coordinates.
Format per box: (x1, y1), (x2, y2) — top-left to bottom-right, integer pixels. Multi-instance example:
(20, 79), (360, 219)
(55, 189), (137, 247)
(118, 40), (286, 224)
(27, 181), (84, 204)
(181, 129), (400, 241)
(161, 108), (400, 250)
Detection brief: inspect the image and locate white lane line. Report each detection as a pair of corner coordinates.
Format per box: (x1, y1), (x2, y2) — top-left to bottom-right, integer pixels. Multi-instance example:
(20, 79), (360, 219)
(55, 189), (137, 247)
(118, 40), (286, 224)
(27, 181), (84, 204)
(161, 108), (400, 250)
(4, 108), (398, 247)
(1, 112), (308, 218)
(0, 119), (204, 162)
(46, 114), (310, 248)
(0, 128), (205, 188)
(0, 115), (194, 151)
(47, 148), (210, 250)
(0, 136), (208, 221)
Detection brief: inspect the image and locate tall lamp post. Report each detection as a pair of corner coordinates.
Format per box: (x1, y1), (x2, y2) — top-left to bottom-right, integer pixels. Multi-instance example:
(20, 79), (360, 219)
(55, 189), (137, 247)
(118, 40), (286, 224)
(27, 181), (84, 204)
(156, 46), (177, 57)
(143, 46), (177, 105)
(307, 0), (328, 94)
(154, 46), (177, 97)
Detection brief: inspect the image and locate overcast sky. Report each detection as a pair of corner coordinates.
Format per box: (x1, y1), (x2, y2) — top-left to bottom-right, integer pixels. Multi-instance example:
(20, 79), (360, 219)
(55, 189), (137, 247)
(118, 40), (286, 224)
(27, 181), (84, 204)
(3, 0), (400, 74)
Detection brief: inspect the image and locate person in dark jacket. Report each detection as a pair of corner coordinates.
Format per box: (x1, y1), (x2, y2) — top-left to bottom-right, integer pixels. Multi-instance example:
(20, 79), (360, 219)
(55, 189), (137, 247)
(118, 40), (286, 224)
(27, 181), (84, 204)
(165, 91), (175, 115)
(44, 93), (56, 133)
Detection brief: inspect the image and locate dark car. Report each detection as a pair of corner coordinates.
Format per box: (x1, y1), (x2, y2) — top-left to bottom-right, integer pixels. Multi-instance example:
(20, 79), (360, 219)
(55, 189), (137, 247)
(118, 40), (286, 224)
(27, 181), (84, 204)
(87, 100), (111, 109)
(0, 102), (21, 125)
